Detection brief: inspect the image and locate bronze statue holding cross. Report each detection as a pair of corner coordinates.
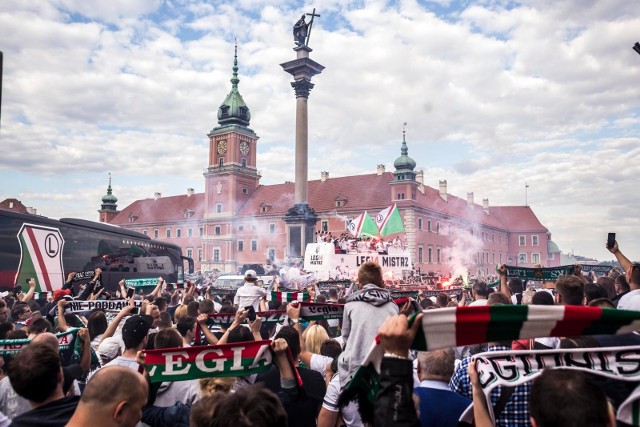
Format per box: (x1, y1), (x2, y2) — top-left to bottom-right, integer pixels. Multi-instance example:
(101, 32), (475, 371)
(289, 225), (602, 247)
(293, 9), (320, 48)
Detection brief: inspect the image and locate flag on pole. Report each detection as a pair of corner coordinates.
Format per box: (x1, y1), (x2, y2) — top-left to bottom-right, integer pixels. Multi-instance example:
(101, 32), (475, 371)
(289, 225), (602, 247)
(375, 204), (405, 236)
(346, 212), (379, 238)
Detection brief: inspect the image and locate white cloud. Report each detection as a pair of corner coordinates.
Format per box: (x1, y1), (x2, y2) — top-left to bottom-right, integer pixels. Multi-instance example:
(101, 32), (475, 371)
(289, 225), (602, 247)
(1, 0), (640, 260)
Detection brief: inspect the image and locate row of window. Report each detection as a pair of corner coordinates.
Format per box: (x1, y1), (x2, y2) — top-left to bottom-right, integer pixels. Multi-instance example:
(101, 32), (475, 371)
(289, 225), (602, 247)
(206, 248), (276, 263)
(519, 235), (540, 246)
(143, 227), (204, 239)
(518, 253), (542, 264)
(416, 249), (544, 266)
(415, 218), (508, 245)
(217, 158), (248, 167)
(142, 223), (280, 239)
(417, 246), (441, 264)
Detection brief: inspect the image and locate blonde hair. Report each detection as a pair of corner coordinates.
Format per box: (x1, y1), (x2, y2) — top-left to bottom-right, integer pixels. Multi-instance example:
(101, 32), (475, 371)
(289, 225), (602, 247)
(304, 324), (330, 354)
(173, 304), (188, 323)
(199, 377), (235, 396)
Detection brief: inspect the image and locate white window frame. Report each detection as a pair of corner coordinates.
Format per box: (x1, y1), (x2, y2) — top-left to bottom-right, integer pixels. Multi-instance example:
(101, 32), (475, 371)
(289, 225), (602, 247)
(519, 235), (526, 246)
(532, 253), (540, 264)
(532, 235), (539, 246)
(518, 253), (527, 264)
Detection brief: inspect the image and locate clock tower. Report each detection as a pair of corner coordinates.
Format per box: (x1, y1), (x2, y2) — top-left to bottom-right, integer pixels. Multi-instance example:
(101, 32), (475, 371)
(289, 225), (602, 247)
(203, 44), (260, 271)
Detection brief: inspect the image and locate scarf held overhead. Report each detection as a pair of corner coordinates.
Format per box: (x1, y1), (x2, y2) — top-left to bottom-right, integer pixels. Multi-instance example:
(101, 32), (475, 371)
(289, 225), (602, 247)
(341, 305), (640, 407)
(459, 346), (640, 426)
(0, 328), (80, 355)
(144, 340), (274, 383)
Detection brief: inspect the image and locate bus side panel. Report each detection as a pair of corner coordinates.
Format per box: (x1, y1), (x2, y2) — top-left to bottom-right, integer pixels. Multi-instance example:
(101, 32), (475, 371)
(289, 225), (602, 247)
(0, 215), (23, 291)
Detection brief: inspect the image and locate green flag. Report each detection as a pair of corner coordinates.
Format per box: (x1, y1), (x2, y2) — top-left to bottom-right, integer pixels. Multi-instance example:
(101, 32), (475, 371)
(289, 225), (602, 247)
(347, 212), (379, 238)
(375, 204), (405, 236)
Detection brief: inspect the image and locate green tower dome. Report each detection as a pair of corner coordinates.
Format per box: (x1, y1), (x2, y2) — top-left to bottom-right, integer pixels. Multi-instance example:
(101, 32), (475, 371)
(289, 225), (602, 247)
(101, 173), (118, 211)
(393, 130), (416, 172)
(217, 43), (251, 127)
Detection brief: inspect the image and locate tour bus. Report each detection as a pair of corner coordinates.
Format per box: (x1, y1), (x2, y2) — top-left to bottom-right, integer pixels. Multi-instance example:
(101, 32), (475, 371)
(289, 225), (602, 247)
(0, 210), (194, 293)
(303, 242), (412, 281)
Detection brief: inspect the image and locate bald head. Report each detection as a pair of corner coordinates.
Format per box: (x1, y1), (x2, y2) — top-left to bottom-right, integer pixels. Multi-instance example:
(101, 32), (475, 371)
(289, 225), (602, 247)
(82, 366), (147, 406)
(69, 366), (148, 427)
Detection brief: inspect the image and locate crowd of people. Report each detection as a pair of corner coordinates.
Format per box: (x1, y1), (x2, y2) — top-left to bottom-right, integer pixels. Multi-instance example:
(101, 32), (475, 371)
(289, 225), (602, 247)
(0, 240), (636, 426)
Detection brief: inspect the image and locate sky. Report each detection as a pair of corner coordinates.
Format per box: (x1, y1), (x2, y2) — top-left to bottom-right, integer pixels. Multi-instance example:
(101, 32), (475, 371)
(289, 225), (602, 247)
(1, 0), (639, 262)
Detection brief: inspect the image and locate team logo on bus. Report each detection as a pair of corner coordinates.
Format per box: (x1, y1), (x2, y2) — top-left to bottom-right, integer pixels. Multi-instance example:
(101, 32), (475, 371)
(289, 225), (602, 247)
(16, 224), (65, 292)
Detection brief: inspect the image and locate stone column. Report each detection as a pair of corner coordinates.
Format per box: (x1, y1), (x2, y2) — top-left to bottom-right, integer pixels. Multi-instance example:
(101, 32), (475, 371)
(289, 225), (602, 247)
(280, 46), (325, 258)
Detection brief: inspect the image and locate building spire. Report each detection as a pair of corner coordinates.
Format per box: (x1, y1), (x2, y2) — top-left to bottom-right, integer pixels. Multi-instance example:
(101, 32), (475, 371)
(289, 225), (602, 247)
(231, 39), (239, 88)
(401, 122), (408, 156)
(217, 41), (251, 127)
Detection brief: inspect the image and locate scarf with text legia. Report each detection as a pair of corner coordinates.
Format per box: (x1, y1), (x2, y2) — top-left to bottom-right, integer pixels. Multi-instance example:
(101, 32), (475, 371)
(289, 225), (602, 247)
(340, 306), (640, 410)
(0, 328), (80, 356)
(458, 346), (640, 426)
(144, 340), (301, 385)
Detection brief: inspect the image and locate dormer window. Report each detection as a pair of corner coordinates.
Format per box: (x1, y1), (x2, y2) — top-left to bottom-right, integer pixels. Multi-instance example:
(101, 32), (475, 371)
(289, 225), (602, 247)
(183, 209), (194, 219)
(220, 106), (229, 117)
(239, 107), (248, 118)
(335, 194), (348, 208)
(128, 213), (138, 223)
(260, 202), (272, 213)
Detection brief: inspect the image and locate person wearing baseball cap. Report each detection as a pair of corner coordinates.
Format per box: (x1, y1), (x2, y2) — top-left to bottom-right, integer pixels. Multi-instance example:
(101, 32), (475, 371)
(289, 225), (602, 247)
(233, 270), (267, 312)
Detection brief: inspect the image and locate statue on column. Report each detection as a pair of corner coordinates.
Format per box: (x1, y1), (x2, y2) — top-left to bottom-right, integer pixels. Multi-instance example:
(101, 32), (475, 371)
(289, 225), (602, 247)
(293, 15), (308, 46)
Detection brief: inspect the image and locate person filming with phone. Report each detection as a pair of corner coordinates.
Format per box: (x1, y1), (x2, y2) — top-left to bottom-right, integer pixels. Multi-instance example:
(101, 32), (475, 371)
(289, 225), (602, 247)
(607, 236), (640, 310)
(234, 270), (267, 312)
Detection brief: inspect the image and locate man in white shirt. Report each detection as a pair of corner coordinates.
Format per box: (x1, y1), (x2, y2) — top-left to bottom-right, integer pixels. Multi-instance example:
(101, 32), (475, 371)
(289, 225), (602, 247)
(104, 315), (151, 371)
(468, 281), (489, 306)
(234, 270), (267, 312)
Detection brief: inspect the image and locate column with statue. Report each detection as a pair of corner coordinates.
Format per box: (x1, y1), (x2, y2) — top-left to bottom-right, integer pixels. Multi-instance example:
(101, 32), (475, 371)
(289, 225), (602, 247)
(280, 10), (325, 259)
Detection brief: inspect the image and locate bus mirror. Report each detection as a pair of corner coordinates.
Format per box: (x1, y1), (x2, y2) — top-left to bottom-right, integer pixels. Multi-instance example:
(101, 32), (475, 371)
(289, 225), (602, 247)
(182, 256), (194, 274)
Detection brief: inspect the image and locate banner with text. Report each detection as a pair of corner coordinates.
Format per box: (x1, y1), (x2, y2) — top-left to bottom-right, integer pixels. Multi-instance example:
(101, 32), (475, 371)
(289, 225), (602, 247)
(460, 346), (640, 426)
(145, 340), (274, 383)
(0, 328), (80, 356)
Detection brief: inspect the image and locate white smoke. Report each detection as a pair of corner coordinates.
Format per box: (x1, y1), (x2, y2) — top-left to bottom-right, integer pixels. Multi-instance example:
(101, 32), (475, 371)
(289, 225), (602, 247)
(442, 226), (484, 281)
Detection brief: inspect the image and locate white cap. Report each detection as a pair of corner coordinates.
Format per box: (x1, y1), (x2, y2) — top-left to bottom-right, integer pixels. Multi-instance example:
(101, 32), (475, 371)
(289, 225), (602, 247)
(244, 270), (258, 280)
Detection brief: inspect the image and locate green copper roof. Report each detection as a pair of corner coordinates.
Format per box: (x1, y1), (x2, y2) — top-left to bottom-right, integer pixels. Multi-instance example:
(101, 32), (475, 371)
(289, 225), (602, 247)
(547, 240), (560, 253)
(101, 173), (118, 209)
(393, 130), (416, 172)
(217, 43), (251, 127)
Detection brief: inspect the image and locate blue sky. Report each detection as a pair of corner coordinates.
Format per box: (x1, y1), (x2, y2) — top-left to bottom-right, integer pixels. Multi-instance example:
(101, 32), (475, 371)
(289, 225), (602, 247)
(1, 0), (639, 261)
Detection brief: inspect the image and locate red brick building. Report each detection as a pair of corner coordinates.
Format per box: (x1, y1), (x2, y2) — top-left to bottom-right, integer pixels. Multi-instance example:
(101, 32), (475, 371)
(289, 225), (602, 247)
(105, 49), (559, 277)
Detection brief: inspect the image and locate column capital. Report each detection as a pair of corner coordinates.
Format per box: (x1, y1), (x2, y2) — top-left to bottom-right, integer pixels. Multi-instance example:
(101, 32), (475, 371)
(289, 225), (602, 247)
(291, 79), (315, 98)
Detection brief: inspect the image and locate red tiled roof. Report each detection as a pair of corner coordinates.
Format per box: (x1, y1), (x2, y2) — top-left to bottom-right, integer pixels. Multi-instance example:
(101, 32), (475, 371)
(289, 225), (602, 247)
(238, 172), (394, 216)
(488, 206), (548, 232)
(110, 194), (205, 225)
(109, 173), (547, 234)
(0, 199), (30, 214)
